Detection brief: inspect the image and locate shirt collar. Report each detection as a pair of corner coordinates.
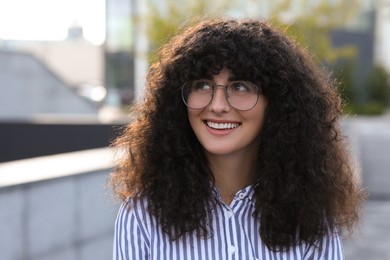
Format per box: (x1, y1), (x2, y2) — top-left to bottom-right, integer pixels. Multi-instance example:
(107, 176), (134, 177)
(211, 184), (256, 205)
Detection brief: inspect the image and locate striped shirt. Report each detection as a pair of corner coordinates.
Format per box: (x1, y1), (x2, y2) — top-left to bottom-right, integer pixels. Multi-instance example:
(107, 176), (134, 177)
(113, 185), (343, 260)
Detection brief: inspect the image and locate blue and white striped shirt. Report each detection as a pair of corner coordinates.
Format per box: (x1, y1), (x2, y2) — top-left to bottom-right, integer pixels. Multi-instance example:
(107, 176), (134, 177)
(113, 186), (343, 260)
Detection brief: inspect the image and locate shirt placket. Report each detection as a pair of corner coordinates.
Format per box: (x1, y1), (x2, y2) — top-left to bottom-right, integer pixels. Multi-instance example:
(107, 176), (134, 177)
(222, 191), (249, 260)
(222, 203), (237, 260)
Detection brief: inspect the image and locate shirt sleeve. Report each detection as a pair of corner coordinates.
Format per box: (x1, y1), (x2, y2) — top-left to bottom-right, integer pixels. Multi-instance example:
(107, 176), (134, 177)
(304, 229), (344, 260)
(113, 201), (149, 260)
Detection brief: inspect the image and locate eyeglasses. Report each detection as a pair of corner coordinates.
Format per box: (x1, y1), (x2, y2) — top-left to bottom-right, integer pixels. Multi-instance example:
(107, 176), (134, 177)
(181, 79), (260, 111)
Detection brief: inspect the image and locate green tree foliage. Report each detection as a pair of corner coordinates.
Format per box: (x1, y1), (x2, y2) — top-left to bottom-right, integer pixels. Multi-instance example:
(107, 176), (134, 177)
(145, 0), (359, 64)
(366, 66), (390, 106)
(145, 0), (231, 63)
(340, 65), (390, 115)
(268, 0), (358, 64)
(335, 60), (358, 105)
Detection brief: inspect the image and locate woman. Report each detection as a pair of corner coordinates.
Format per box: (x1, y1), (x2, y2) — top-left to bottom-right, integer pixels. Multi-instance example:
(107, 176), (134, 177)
(110, 18), (364, 259)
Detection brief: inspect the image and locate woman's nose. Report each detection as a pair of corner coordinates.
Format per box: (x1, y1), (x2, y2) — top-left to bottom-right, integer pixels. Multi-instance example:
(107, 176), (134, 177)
(208, 86), (231, 113)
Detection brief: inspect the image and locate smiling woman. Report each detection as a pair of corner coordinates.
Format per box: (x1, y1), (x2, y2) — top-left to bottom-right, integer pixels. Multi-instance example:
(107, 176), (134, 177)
(109, 18), (365, 260)
(0, 0), (105, 44)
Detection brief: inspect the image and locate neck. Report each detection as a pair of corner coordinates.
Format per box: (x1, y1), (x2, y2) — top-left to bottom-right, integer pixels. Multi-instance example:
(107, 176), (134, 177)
(207, 151), (257, 205)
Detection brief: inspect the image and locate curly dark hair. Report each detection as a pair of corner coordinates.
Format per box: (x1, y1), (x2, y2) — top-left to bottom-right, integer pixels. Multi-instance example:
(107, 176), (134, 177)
(110, 18), (365, 250)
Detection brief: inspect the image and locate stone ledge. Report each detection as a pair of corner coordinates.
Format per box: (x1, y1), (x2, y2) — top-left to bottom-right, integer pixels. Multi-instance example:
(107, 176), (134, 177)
(0, 148), (115, 188)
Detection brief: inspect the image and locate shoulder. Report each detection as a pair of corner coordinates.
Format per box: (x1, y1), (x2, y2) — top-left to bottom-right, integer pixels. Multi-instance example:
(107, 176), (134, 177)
(115, 197), (153, 238)
(120, 197), (149, 216)
(113, 197), (153, 259)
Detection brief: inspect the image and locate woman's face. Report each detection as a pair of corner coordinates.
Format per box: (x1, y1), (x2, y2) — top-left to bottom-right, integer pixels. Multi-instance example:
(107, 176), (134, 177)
(187, 67), (268, 158)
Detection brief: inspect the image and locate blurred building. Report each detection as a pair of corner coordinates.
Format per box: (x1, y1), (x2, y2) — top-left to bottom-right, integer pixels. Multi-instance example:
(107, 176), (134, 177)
(374, 0), (390, 73)
(105, 0), (135, 103)
(1, 26), (104, 89)
(346, 0), (390, 73)
(0, 50), (98, 120)
(0, 26), (106, 120)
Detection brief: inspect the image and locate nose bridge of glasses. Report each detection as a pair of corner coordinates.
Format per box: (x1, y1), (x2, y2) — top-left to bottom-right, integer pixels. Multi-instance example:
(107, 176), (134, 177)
(214, 84), (227, 89)
(209, 84), (230, 109)
(212, 84), (229, 98)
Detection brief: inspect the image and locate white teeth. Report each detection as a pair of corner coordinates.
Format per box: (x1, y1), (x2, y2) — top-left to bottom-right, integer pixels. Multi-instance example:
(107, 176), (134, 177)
(206, 121), (239, 130)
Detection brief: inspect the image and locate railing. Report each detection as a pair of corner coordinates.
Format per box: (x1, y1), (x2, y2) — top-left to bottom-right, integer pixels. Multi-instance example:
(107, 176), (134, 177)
(0, 148), (119, 260)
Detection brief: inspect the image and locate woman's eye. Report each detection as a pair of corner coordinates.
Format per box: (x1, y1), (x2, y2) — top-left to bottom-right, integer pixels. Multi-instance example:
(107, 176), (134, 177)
(230, 81), (258, 94)
(231, 82), (249, 92)
(193, 81), (212, 90)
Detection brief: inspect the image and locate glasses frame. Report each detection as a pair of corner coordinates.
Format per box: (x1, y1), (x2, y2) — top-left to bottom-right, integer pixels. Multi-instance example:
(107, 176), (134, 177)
(181, 79), (261, 111)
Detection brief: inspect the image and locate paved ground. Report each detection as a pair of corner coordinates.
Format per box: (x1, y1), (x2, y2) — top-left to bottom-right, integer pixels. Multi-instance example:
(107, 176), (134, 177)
(342, 114), (390, 260)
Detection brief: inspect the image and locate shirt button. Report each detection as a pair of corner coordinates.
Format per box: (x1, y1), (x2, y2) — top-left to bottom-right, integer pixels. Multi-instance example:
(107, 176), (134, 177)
(238, 193), (245, 199)
(226, 210), (233, 218)
(229, 245), (236, 254)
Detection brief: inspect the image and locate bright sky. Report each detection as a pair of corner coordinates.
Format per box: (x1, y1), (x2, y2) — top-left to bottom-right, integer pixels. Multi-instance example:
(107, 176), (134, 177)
(0, 0), (105, 45)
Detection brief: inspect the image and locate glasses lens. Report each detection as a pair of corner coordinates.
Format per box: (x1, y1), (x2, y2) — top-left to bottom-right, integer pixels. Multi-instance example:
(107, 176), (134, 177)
(227, 81), (259, 110)
(182, 80), (213, 109)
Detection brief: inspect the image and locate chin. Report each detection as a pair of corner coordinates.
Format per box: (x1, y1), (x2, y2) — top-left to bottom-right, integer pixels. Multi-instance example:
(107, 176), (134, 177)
(202, 145), (237, 156)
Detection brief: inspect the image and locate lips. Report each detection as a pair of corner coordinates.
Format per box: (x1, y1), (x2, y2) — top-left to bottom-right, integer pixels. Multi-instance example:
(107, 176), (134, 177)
(205, 121), (240, 130)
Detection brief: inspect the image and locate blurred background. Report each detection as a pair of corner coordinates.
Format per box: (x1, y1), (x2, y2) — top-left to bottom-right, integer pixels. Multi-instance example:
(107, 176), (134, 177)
(0, 0), (389, 259)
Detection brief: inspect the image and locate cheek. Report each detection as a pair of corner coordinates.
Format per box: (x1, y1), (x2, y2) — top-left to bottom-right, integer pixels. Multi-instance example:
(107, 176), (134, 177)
(248, 115), (265, 136)
(248, 103), (268, 132)
(187, 109), (202, 128)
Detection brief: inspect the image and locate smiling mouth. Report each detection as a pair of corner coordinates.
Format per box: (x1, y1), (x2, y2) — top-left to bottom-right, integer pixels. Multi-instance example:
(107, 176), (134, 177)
(205, 121), (240, 130)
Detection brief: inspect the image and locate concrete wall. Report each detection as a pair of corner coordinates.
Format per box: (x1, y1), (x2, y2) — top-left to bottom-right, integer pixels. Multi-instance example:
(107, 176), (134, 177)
(0, 149), (119, 260)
